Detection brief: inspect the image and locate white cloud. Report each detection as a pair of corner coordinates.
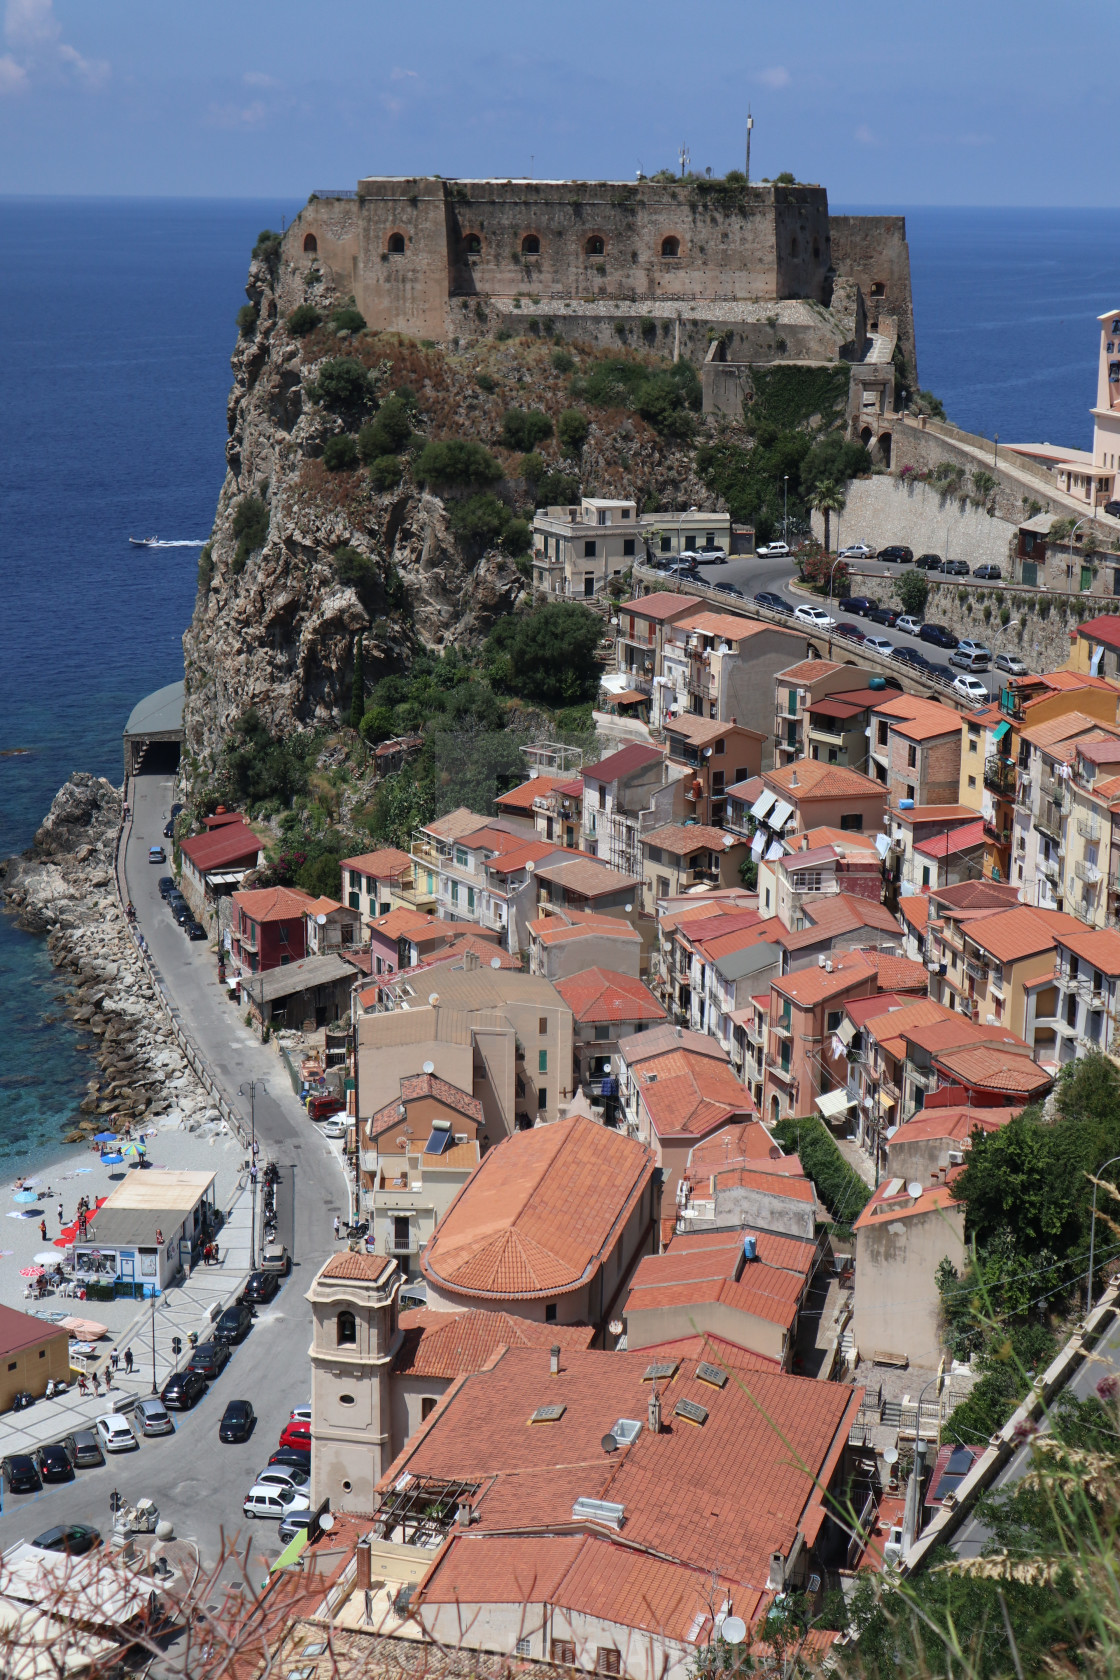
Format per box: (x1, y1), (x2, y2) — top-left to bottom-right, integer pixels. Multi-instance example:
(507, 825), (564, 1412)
(5, 0), (58, 49)
(206, 98), (268, 129)
(759, 66), (790, 89)
(0, 50), (25, 91)
(855, 123), (877, 145)
(390, 66), (418, 81)
(243, 70), (279, 88)
(58, 41), (108, 86)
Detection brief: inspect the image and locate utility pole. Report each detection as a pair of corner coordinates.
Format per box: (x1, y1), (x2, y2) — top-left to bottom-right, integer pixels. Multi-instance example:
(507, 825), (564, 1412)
(745, 110), (754, 184)
(150, 1294), (157, 1394)
(679, 142), (690, 179)
(783, 475), (789, 546)
(240, 1079), (265, 1270)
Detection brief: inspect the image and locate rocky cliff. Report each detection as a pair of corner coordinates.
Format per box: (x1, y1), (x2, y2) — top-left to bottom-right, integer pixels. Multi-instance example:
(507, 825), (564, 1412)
(181, 248), (712, 778)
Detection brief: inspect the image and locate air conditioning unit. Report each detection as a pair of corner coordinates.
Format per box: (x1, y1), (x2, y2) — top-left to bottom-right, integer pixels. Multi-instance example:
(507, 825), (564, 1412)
(948, 1150), (965, 1165)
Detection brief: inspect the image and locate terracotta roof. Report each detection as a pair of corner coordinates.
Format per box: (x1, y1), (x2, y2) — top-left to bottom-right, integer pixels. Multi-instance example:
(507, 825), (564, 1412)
(914, 821), (987, 859)
(422, 808), (490, 841)
(889, 706), (961, 743)
(619, 592), (703, 621)
(394, 1309), (594, 1379)
(889, 1106), (1020, 1145)
(764, 760), (883, 801)
(420, 1117), (655, 1300)
(367, 1073), (484, 1140)
(1019, 712), (1103, 751)
(874, 953), (932, 991)
(582, 743), (665, 783)
(620, 1023), (730, 1065)
(710, 1167), (816, 1204)
(780, 894), (902, 950)
(796, 825), (879, 853)
(231, 884), (315, 921)
(483, 839), (570, 877)
(902, 1017), (1026, 1057)
(533, 857), (640, 895)
(494, 774), (569, 812)
(929, 880), (1021, 912)
(1054, 925), (1120, 975)
(965, 905), (1082, 964)
(674, 609), (782, 643)
(862, 997), (953, 1058)
(891, 804), (984, 824)
(632, 1331), (783, 1372)
(854, 1176), (961, 1232)
(339, 846), (412, 877)
(0, 1305), (68, 1358)
(932, 1045), (1052, 1095)
(658, 896), (758, 937)
(644, 823), (740, 856)
(179, 820), (262, 872)
(531, 913), (641, 946)
(778, 659), (846, 682)
(1074, 737), (1120, 765)
(319, 1250), (396, 1284)
(772, 949), (880, 1006)
(626, 1263), (804, 1331)
(631, 1048), (755, 1140)
(685, 1121), (786, 1177)
(900, 896), (931, 934)
(553, 968), (665, 1025)
(1078, 614), (1120, 649)
(303, 895), (344, 916)
(382, 1345), (860, 1606)
(369, 906), (439, 939)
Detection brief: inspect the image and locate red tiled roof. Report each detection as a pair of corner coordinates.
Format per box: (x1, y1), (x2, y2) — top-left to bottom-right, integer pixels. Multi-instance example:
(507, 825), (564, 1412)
(179, 820), (261, 872)
(553, 968), (665, 1025)
(632, 1331), (783, 1373)
(1078, 614), (1120, 650)
(780, 894), (902, 950)
(914, 821), (987, 859)
(763, 760), (884, 801)
(319, 1250), (396, 1283)
(778, 659), (847, 682)
(862, 998), (953, 1058)
(582, 743), (665, 783)
(710, 1167), (816, 1204)
(889, 1106), (1020, 1145)
(368, 1073), (484, 1140)
(0, 1305), (68, 1358)
(531, 913), (640, 946)
(369, 906), (439, 939)
(685, 1121), (786, 1177)
(420, 1118), (655, 1300)
(900, 896), (931, 935)
(773, 949), (880, 1006)
(874, 953), (933, 991)
(533, 857), (641, 895)
(964, 905), (1082, 964)
(889, 707), (962, 743)
(394, 1309), (594, 1379)
(303, 895), (344, 916)
(231, 884), (314, 921)
(854, 1176), (961, 1232)
(619, 592), (703, 621)
(1053, 925), (1120, 975)
(932, 1044), (1052, 1095)
(494, 774), (569, 812)
(632, 1048), (755, 1140)
(929, 880), (1021, 912)
(645, 823), (741, 856)
(339, 846), (412, 877)
(626, 1266), (804, 1331)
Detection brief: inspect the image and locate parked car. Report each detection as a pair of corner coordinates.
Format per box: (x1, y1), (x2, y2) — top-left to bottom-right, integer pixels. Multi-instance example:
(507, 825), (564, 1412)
(952, 674), (990, 701)
(95, 1414), (137, 1454)
(914, 553), (942, 569)
(62, 1429), (104, 1469)
(891, 647), (931, 670)
(665, 561), (699, 579)
(919, 623), (959, 649)
(244, 1482), (311, 1521)
(278, 1418), (312, 1452)
(260, 1240), (291, 1276)
(242, 1270), (281, 1306)
(170, 802), (184, 821)
(185, 920), (207, 941)
(166, 892), (186, 913)
(161, 1369), (207, 1410)
(147, 846), (165, 864)
(158, 876), (176, 898)
(695, 547), (727, 564)
(278, 1510), (316, 1546)
(863, 636), (895, 657)
(974, 564), (1002, 580)
(753, 591), (792, 614)
(878, 545), (913, 564)
(215, 1302), (254, 1344)
(837, 596), (878, 617)
(938, 558), (970, 576)
(188, 1339), (231, 1381)
(32, 1523), (101, 1555)
(289, 1404), (312, 1424)
(255, 1466), (309, 1492)
(268, 1446), (311, 1473)
(838, 542), (875, 559)
(2, 1455), (42, 1492)
(173, 903), (194, 926)
(162, 818), (176, 838)
(793, 604), (836, 628)
(219, 1400), (256, 1443)
(307, 1092), (344, 1121)
(895, 615), (923, 637)
(136, 1397), (174, 1437)
(34, 1442), (74, 1483)
(835, 623), (866, 642)
(1104, 500), (1120, 517)
(868, 607), (898, 627)
(756, 541), (790, 557)
(995, 652), (1029, 676)
(924, 662), (955, 683)
(949, 639), (992, 670)
(322, 1115), (349, 1141)
(712, 581), (745, 597)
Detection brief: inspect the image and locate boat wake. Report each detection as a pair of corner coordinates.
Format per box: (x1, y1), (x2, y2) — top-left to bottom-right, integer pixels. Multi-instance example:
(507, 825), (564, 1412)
(147, 539), (207, 548)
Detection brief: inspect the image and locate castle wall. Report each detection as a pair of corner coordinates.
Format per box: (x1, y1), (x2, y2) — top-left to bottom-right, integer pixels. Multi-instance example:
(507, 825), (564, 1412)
(828, 214), (917, 385)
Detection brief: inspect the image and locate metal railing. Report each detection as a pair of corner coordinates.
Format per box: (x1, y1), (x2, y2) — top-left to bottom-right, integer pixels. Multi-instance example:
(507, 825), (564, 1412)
(984, 757), (1016, 798)
(1077, 814), (1102, 842)
(1075, 859), (1102, 885)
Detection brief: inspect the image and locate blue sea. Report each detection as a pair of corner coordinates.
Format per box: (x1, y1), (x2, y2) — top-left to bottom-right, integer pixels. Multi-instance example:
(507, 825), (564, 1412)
(2, 201), (1120, 1169)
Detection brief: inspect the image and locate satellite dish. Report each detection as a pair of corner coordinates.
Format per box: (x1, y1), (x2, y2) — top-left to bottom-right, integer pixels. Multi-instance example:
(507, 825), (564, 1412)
(907, 1181), (923, 1199)
(316, 912), (328, 926)
(525, 860), (535, 873)
(490, 956), (502, 969)
(624, 903), (633, 913)
(428, 993), (440, 1006)
(883, 1447), (899, 1465)
(422, 1060), (435, 1074)
(723, 836), (734, 849)
(721, 1618), (747, 1646)
(601, 1433), (618, 1454)
(703, 746), (713, 758)
(608, 1319), (623, 1336)
(318, 1511), (335, 1533)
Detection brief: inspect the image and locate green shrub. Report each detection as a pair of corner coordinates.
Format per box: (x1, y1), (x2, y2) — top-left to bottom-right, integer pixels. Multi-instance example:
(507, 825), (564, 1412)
(557, 409), (590, 454)
(769, 1116), (872, 1228)
(800, 432), (870, 495)
(499, 408), (553, 451)
(217, 708), (314, 808)
(893, 569), (930, 618)
(322, 434), (359, 472)
(307, 357), (376, 412)
(550, 348), (575, 374)
(237, 303), (259, 336)
(518, 451), (546, 485)
(501, 517), (532, 557)
(484, 602), (603, 707)
(536, 468), (580, 505)
(287, 303), (321, 337)
(231, 495), (269, 573)
(748, 364), (850, 432)
(359, 704), (396, 745)
(416, 438), (503, 488)
(252, 229), (282, 274)
(333, 545), (408, 617)
(476, 372), (496, 394)
(331, 305), (367, 333)
(197, 542), (214, 594)
(357, 394), (414, 462)
(368, 454), (403, 491)
(448, 493), (510, 548)
(571, 356), (701, 441)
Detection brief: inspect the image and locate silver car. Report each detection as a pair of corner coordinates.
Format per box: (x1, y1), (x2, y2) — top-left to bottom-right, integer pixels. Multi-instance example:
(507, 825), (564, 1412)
(136, 1397), (174, 1437)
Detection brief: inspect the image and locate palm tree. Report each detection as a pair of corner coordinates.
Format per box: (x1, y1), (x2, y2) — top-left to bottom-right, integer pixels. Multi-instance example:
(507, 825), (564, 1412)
(810, 478), (847, 554)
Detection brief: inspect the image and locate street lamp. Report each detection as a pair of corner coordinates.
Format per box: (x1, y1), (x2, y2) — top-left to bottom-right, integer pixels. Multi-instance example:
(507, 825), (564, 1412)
(826, 556), (847, 656)
(1067, 518), (1089, 602)
(902, 1372), (943, 1553)
(783, 475), (789, 548)
(150, 1293), (157, 1394)
(1087, 1153), (1120, 1312)
(239, 1079), (265, 1270)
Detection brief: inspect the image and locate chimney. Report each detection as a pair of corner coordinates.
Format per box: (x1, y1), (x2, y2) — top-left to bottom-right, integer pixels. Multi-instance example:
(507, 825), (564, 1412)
(550, 1345), (561, 1376)
(648, 1382), (662, 1435)
(456, 1501), (473, 1529)
(790, 769), (799, 788)
(463, 949), (480, 971)
(356, 1537), (372, 1592)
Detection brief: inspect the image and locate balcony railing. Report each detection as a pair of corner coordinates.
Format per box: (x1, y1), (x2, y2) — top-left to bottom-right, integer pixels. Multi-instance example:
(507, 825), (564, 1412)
(383, 1236), (417, 1256)
(765, 1055), (795, 1082)
(1075, 859), (1102, 885)
(984, 757), (1017, 798)
(1039, 855), (1061, 881)
(1041, 775), (1066, 806)
(745, 1021), (764, 1047)
(964, 958), (988, 982)
(1034, 802), (1064, 842)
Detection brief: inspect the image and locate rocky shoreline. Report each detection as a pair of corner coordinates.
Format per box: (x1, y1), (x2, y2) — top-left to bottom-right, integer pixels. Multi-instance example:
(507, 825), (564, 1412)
(0, 772), (216, 1143)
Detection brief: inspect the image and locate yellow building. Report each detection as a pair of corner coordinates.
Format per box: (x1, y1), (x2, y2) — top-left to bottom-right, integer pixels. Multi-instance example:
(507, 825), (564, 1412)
(0, 1306), (70, 1409)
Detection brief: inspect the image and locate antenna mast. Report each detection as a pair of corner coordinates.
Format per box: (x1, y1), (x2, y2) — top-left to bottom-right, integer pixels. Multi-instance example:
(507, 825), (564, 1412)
(745, 109), (754, 184)
(679, 142), (690, 180)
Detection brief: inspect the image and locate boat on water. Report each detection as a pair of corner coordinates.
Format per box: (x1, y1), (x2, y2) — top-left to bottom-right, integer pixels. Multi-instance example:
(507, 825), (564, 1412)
(129, 536), (159, 547)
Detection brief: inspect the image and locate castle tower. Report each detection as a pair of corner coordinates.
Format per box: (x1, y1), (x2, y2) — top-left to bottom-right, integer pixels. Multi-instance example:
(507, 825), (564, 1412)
(1092, 308), (1120, 503)
(306, 1249), (402, 1514)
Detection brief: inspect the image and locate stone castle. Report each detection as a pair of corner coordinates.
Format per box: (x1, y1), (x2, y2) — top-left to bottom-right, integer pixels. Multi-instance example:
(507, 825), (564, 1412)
(281, 175), (917, 457)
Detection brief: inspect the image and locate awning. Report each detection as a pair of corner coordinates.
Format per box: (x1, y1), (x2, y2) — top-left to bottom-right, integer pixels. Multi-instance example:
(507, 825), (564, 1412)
(271, 1527), (309, 1571)
(750, 789), (777, 821)
(836, 1018), (857, 1047)
(765, 841), (785, 861)
(992, 721), (1010, 742)
(768, 799), (794, 830)
(817, 1089), (856, 1118)
(207, 868), (250, 885)
(614, 690), (649, 705)
(751, 831), (766, 860)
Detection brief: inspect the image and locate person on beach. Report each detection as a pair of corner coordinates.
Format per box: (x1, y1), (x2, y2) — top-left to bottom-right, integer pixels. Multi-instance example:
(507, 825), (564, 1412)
(57, 1200), (63, 1226)
(77, 1373), (88, 1395)
(333, 1216), (340, 1239)
(39, 1219), (47, 1242)
(91, 1373), (99, 1396)
(104, 1368), (112, 1391)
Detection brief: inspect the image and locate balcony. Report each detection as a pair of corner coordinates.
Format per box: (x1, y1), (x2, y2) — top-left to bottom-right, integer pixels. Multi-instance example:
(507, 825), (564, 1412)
(745, 1021), (765, 1048)
(765, 1055), (795, 1083)
(1034, 802), (1064, 842)
(983, 757), (1017, 799)
(1077, 814), (1102, 842)
(770, 1016), (793, 1040)
(1075, 859), (1102, 885)
(964, 957), (988, 982)
(1040, 775), (1066, 807)
(1039, 855), (1061, 882)
(382, 1235), (417, 1256)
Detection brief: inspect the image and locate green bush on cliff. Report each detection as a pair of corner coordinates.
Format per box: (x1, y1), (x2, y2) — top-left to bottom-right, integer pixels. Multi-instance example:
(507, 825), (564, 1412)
(557, 408), (590, 453)
(416, 438), (502, 489)
(550, 348), (575, 374)
(502, 518), (532, 557)
(331, 304), (367, 333)
(499, 408), (553, 451)
(197, 542), (214, 594)
(322, 434), (359, 472)
(230, 495), (269, 574)
(252, 229), (282, 275)
(287, 303), (322, 337)
(448, 493), (511, 549)
(236, 303), (259, 336)
(333, 546), (409, 617)
(893, 568), (930, 618)
(800, 432), (870, 496)
(368, 454), (403, 491)
(357, 395), (414, 462)
(307, 357), (376, 413)
(570, 356), (700, 441)
(218, 709), (315, 808)
(484, 602), (603, 707)
(535, 468), (580, 505)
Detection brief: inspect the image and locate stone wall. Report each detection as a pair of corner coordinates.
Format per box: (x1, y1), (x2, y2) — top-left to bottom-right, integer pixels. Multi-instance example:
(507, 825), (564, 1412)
(828, 214), (917, 383)
(812, 475), (1018, 568)
(919, 579), (1079, 672)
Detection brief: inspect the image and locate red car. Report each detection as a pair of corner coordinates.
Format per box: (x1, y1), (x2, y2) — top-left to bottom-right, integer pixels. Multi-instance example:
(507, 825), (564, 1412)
(307, 1093), (344, 1121)
(278, 1419), (311, 1452)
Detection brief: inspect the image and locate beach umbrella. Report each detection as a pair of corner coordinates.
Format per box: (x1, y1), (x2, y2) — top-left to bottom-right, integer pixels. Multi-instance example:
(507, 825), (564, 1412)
(122, 1141), (146, 1156)
(32, 1251), (60, 1265)
(100, 1152), (124, 1166)
(13, 1190), (36, 1204)
(92, 1132), (118, 1144)
(18, 1266), (43, 1278)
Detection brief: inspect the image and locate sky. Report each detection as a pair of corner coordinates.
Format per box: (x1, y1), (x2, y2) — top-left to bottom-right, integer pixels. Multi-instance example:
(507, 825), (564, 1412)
(0, 0), (1113, 204)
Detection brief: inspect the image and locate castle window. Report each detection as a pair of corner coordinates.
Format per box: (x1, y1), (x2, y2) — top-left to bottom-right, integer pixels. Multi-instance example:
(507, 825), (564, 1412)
(813, 238), (820, 260)
(585, 235), (605, 256)
(464, 233), (481, 255)
(337, 1310), (356, 1346)
(521, 233), (541, 255)
(302, 233), (318, 254)
(421, 1396), (437, 1420)
(386, 231), (405, 254)
(660, 235), (680, 258)
(870, 281), (887, 298)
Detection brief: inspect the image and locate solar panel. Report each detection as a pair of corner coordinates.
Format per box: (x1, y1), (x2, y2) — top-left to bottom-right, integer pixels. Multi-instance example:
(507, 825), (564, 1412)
(945, 1446), (975, 1475)
(933, 1472), (965, 1501)
(674, 1398), (709, 1426)
(530, 1404), (566, 1424)
(695, 1362), (728, 1389)
(424, 1129), (455, 1155)
(643, 1361), (679, 1382)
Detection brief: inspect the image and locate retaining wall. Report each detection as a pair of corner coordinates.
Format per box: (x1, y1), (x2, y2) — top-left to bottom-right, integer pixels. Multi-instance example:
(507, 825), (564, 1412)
(812, 475), (1017, 569)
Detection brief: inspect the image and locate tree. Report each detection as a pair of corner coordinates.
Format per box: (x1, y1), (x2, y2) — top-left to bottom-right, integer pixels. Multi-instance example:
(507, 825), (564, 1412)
(797, 546), (850, 599)
(484, 602), (603, 707)
(415, 438), (502, 488)
(448, 493), (510, 549)
(809, 478), (846, 553)
(349, 636), (364, 729)
(306, 357), (376, 413)
(231, 494), (269, 573)
(330, 304), (366, 332)
(368, 454), (403, 491)
(800, 433), (870, 496)
(321, 434), (359, 471)
(893, 569), (930, 618)
(557, 408), (590, 454)
(236, 303), (259, 336)
(286, 303), (321, 337)
(536, 468), (580, 504)
(500, 408), (553, 451)
(359, 703), (395, 744)
(357, 395), (414, 462)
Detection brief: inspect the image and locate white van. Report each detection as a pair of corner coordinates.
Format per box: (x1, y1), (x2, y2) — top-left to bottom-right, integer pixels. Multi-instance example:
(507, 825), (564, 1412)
(243, 1482), (310, 1520)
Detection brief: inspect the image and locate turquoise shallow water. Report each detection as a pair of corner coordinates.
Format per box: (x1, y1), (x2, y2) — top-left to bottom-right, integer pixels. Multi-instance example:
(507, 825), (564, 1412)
(2, 199), (1119, 1170)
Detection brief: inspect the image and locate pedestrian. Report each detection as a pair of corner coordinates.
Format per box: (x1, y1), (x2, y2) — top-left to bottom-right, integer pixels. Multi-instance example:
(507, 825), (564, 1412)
(124, 1348), (133, 1374)
(57, 1200), (63, 1226)
(77, 1373), (88, 1395)
(110, 1349), (120, 1372)
(333, 1215), (340, 1239)
(39, 1219), (47, 1243)
(91, 1373), (99, 1396)
(104, 1368), (112, 1391)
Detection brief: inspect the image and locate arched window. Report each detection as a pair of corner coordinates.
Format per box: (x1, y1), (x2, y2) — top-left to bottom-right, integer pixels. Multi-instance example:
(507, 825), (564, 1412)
(464, 233), (481, 256)
(386, 231), (405, 254)
(302, 233), (318, 254)
(585, 235), (605, 256)
(660, 235), (680, 258)
(337, 1310), (356, 1346)
(521, 233), (541, 255)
